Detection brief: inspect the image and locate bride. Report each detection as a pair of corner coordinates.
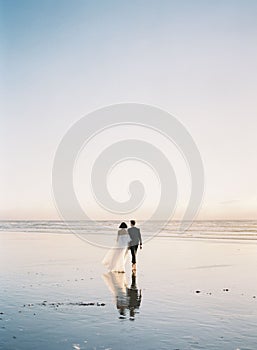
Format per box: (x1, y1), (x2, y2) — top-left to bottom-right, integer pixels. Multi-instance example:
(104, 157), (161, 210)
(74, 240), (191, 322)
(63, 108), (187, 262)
(102, 222), (130, 273)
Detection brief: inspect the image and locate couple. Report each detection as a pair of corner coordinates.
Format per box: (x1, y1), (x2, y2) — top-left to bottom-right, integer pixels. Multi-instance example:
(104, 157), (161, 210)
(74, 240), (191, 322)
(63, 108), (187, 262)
(102, 220), (142, 273)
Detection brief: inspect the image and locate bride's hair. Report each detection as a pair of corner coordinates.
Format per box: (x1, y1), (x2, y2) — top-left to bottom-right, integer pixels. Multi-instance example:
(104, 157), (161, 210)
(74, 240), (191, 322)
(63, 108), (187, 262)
(119, 222), (127, 229)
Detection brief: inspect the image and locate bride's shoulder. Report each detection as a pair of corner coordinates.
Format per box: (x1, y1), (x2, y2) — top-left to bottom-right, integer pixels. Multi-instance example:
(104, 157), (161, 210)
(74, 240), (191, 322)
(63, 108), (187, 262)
(118, 228), (127, 235)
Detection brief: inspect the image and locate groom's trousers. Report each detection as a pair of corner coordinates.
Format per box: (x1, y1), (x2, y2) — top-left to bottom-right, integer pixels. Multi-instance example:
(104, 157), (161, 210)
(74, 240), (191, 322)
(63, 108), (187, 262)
(130, 245), (138, 264)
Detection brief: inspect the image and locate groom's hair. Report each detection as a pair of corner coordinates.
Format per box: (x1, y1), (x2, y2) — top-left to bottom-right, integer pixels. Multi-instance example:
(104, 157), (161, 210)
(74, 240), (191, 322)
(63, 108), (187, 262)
(130, 220), (136, 226)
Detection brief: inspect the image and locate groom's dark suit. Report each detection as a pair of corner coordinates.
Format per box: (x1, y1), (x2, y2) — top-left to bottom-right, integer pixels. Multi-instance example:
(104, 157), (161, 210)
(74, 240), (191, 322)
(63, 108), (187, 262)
(128, 226), (142, 264)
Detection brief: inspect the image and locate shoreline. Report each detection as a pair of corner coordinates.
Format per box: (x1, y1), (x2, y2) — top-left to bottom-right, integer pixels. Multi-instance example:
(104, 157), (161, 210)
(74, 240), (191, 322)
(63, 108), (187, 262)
(1, 231), (257, 350)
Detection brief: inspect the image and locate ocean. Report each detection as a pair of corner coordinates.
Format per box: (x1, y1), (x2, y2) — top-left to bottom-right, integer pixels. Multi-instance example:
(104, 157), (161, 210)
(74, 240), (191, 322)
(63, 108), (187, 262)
(0, 220), (256, 239)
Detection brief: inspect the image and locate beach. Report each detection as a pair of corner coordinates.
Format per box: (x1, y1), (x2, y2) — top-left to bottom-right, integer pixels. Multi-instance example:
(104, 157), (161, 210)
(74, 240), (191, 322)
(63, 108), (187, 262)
(0, 230), (257, 350)
(3, 1), (257, 349)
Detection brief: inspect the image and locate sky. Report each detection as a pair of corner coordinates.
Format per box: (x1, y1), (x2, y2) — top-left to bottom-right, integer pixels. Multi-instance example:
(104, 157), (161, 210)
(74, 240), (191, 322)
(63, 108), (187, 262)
(1, 0), (257, 220)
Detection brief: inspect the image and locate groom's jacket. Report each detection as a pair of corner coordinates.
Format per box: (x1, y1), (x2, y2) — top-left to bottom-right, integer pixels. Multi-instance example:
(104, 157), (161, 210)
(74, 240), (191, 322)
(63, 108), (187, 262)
(128, 227), (142, 247)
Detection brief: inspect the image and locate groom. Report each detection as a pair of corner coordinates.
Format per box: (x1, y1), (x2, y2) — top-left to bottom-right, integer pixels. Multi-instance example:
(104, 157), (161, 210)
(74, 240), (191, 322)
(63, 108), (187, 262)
(128, 220), (142, 271)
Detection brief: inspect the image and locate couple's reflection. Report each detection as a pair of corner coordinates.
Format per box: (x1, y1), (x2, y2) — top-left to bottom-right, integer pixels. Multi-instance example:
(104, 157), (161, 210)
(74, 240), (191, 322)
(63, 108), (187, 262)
(102, 271), (142, 320)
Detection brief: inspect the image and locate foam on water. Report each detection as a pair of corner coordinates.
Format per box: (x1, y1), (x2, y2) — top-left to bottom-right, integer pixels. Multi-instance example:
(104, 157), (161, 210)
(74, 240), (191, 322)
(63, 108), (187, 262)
(0, 220), (257, 240)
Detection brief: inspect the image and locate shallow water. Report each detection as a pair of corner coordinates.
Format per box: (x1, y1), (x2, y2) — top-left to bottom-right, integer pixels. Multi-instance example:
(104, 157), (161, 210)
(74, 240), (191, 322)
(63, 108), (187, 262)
(0, 232), (257, 350)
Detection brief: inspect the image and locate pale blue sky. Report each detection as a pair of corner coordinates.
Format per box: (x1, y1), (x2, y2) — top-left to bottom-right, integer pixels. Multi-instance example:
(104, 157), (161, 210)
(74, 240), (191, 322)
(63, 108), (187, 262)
(1, 0), (257, 219)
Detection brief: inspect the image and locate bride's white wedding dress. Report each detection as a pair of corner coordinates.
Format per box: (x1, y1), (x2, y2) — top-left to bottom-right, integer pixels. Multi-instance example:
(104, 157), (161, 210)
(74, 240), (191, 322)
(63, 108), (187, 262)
(102, 228), (130, 272)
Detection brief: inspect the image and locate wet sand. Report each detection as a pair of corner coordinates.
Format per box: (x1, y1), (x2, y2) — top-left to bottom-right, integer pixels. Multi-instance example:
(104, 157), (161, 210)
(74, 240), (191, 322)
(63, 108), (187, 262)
(0, 232), (257, 350)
